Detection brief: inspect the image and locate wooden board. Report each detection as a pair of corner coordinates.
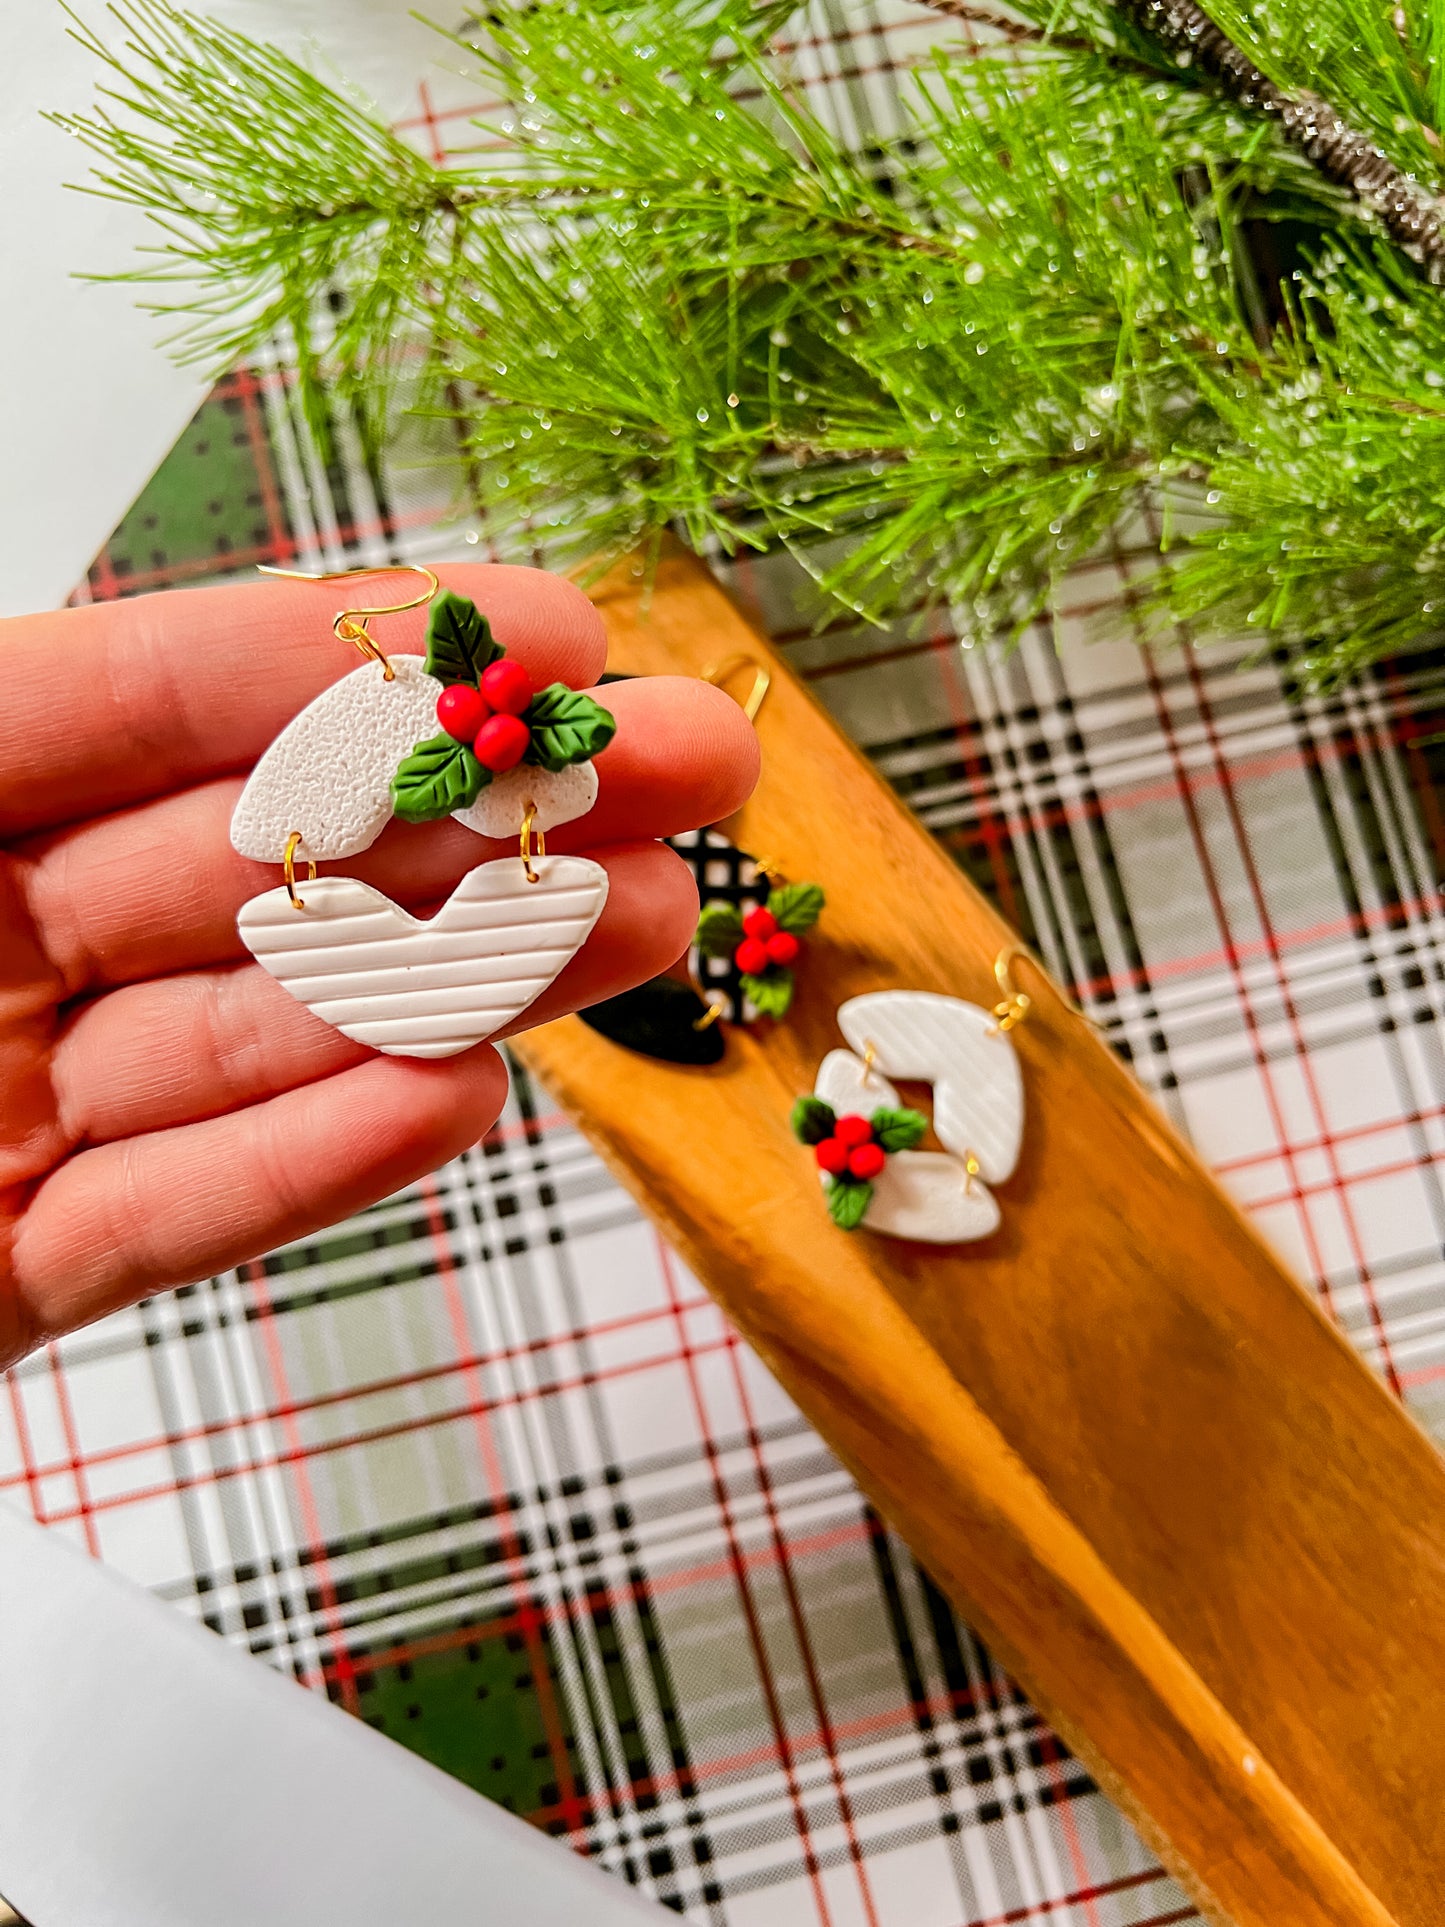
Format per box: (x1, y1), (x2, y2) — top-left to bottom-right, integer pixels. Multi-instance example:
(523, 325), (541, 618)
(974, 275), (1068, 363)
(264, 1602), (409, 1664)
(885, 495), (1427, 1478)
(514, 548), (1445, 1926)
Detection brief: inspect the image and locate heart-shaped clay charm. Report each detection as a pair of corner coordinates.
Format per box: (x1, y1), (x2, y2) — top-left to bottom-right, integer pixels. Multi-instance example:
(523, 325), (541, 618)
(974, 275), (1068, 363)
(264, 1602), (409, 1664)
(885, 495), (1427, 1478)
(837, 990), (1024, 1184)
(813, 1045), (1002, 1243)
(238, 855), (608, 1059)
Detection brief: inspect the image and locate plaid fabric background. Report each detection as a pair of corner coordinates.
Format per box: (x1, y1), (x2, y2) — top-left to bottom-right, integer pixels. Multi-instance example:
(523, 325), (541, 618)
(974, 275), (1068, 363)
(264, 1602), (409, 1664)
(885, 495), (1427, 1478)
(8, 6), (1445, 1923)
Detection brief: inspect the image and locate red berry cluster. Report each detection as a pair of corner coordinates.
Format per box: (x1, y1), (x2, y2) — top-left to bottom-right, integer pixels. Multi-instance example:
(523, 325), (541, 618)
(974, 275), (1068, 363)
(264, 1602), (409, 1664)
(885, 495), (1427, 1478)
(436, 658), (536, 772)
(813, 1113), (887, 1182)
(733, 905), (801, 978)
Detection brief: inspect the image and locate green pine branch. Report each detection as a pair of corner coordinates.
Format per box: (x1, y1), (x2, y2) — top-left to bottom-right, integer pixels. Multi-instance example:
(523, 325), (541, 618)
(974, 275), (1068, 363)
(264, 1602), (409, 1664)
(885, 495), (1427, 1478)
(56, 0), (1445, 683)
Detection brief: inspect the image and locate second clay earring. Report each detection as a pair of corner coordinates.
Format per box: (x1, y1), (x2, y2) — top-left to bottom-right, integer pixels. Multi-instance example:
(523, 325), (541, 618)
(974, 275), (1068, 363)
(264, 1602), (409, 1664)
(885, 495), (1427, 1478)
(792, 964), (1032, 1240)
(578, 831), (826, 1062)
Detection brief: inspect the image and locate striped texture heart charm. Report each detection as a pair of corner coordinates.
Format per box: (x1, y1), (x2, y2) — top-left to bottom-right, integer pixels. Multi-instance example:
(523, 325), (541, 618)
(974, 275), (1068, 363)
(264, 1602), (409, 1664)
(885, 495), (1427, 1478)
(237, 856), (608, 1060)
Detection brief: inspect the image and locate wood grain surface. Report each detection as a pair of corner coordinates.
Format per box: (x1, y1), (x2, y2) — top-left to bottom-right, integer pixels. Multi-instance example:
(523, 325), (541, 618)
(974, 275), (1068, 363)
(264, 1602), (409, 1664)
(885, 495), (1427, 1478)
(514, 548), (1445, 1926)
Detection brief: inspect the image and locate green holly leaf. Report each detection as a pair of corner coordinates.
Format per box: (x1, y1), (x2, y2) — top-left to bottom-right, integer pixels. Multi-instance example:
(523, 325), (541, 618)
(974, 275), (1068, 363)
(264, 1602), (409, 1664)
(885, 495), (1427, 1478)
(742, 969), (794, 1019)
(524, 684), (617, 771)
(423, 590), (503, 686)
(826, 1177), (873, 1231)
(871, 1105), (928, 1152)
(791, 1096), (837, 1145)
(391, 732), (488, 823)
(695, 902), (745, 958)
(767, 880), (825, 934)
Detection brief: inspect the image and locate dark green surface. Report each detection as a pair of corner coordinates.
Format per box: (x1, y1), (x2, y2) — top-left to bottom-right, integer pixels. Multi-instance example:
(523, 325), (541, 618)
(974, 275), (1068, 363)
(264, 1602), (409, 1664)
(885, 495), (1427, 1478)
(358, 1621), (567, 1818)
(91, 378), (289, 593)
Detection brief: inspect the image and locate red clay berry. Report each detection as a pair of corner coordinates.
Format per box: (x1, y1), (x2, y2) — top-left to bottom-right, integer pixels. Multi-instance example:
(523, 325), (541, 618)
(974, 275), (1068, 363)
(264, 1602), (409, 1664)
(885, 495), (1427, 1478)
(815, 1138), (849, 1176)
(848, 1142), (886, 1181)
(833, 1113), (873, 1149)
(436, 683), (488, 743)
(480, 658), (535, 716)
(742, 905), (778, 941)
(765, 930), (800, 967)
(734, 936), (770, 975)
(473, 712), (531, 772)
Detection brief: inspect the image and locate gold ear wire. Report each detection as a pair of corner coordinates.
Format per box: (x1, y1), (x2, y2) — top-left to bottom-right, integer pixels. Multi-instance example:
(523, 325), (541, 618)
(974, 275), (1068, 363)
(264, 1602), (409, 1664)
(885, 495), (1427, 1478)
(700, 652), (771, 724)
(991, 942), (1100, 1035)
(991, 945), (1035, 1034)
(258, 563), (441, 681)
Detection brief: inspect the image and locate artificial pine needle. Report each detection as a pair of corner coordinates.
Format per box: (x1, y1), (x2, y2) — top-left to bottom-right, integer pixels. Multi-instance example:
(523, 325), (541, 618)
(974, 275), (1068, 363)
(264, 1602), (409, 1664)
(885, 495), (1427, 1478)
(54, 0), (1445, 684)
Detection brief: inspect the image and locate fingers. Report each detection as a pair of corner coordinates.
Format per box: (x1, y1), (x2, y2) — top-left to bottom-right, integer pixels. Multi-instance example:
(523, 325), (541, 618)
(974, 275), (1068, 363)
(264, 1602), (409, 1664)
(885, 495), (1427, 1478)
(53, 966), (369, 1146)
(24, 677), (756, 994)
(0, 563), (608, 837)
(576, 676), (761, 853)
(3, 1048), (511, 1367)
(51, 841), (698, 1145)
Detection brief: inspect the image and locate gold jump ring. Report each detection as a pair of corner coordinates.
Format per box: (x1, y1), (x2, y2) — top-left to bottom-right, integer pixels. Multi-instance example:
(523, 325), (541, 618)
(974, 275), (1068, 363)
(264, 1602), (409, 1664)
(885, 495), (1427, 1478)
(283, 831), (317, 912)
(521, 803), (546, 884)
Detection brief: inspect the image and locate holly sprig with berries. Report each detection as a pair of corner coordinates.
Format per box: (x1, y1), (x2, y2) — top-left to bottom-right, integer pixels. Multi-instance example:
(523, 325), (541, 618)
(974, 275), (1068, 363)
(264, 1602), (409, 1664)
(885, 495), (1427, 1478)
(390, 590), (616, 823)
(791, 1097), (928, 1231)
(695, 881), (824, 1021)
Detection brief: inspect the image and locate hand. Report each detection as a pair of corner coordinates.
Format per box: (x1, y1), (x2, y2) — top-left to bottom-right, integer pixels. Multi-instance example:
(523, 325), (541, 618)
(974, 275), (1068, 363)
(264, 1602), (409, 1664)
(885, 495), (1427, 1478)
(0, 565), (758, 1366)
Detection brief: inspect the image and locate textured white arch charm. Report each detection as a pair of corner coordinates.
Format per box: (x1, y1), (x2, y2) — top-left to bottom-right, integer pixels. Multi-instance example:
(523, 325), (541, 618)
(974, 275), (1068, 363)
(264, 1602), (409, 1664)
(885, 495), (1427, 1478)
(231, 655), (442, 864)
(800, 991), (1025, 1243)
(813, 1046), (1001, 1242)
(453, 761), (599, 839)
(230, 656), (603, 865)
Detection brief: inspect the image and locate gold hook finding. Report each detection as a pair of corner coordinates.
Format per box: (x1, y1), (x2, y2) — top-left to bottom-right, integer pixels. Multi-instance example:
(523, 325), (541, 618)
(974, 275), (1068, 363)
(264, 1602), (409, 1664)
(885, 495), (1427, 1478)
(520, 802), (546, 884)
(991, 945), (1034, 1034)
(258, 562), (441, 682)
(701, 653), (771, 724)
(283, 831), (317, 912)
(990, 942), (1099, 1034)
(692, 997), (726, 1032)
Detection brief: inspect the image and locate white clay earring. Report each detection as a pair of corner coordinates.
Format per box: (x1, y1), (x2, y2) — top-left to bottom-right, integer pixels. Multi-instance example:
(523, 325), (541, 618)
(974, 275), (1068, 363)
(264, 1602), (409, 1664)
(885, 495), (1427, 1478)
(230, 566), (616, 1060)
(791, 951), (1034, 1241)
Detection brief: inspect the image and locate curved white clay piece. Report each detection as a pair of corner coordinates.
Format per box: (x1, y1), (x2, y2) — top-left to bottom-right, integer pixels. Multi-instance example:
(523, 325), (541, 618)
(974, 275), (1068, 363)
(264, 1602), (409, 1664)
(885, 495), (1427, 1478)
(813, 1046), (1001, 1243)
(814, 1047), (901, 1118)
(837, 989), (1023, 1185)
(452, 760), (600, 839)
(852, 1150), (1001, 1244)
(237, 854), (608, 1059)
(231, 655), (442, 864)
